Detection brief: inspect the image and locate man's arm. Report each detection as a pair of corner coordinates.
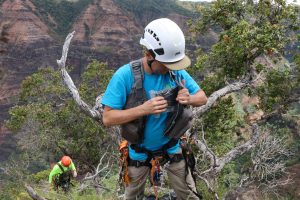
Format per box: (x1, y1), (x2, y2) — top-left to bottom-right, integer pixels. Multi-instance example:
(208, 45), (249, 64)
(177, 89), (207, 107)
(69, 162), (77, 178)
(49, 167), (57, 183)
(103, 96), (168, 126)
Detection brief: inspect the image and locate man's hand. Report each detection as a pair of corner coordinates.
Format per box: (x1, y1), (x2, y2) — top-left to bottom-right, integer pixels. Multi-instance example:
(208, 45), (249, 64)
(141, 96), (167, 115)
(72, 170), (77, 178)
(176, 88), (190, 105)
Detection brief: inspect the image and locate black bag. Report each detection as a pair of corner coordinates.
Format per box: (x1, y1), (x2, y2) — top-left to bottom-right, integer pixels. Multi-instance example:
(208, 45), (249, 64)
(161, 83), (193, 139)
(164, 104), (193, 139)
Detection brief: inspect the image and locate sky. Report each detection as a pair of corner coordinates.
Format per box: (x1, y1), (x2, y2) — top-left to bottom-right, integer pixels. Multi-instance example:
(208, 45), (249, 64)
(179, 0), (300, 5)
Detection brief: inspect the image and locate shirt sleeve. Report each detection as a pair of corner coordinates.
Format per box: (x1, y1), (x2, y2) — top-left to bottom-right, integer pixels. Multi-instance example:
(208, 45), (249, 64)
(70, 162), (76, 171)
(49, 165), (59, 183)
(178, 70), (200, 95)
(101, 65), (132, 110)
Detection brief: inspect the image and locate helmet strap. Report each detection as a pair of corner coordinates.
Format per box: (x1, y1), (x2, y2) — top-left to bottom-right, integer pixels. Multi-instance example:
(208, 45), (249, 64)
(148, 49), (156, 59)
(147, 59), (155, 69)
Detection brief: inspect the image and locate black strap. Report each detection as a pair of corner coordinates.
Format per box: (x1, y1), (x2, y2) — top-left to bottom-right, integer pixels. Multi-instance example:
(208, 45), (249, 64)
(130, 139), (179, 164)
(128, 157), (152, 168)
(169, 71), (184, 89)
(57, 163), (65, 173)
(131, 139), (178, 156)
(130, 59), (146, 100)
(169, 154), (184, 163)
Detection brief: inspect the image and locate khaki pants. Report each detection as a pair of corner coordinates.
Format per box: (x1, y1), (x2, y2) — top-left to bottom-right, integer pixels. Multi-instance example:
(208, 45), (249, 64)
(124, 159), (199, 200)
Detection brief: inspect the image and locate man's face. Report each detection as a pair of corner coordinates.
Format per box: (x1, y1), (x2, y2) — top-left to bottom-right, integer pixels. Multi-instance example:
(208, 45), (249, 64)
(149, 59), (169, 74)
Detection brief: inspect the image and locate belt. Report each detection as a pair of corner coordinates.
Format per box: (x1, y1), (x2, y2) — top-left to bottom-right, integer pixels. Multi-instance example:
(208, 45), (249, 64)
(128, 153), (184, 168)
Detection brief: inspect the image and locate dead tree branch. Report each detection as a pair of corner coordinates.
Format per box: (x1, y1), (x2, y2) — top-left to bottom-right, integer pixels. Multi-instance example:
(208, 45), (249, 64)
(57, 31), (102, 122)
(197, 174), (220, 200)
(192, 124), (260, 200)
(194, 124), (259, 194)
(250, 135), (294, 191)
(193, 81), (249, 117)
(83, 152), (110, 181)
(193, 124), (217, 167)
(57, 32), (123, 142)
(25, 184), (47, 200)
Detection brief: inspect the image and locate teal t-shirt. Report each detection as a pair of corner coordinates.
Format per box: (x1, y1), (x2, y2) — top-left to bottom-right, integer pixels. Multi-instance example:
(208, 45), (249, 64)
(101, 63), (200, 161)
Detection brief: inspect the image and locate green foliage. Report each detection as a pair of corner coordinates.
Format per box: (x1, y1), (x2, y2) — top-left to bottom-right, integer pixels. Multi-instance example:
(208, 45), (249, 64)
(256, 66), (299, 112)
(193, 0), (248, 31)
(30, 169), (51, 183)
(19, 67), (67, 103)
(6, 61), (113, 167)
(31, 0), (93, 36)
(197, 161), (241, 199)
(0, 182), (28, 200)
(79, 60), (114, 104)
(217, 162), (240, 197)
(201, 96), (244, 156)
(6, 105), (28, 132)
(192, 0), (299, 83)
(201, 73), (226, 96)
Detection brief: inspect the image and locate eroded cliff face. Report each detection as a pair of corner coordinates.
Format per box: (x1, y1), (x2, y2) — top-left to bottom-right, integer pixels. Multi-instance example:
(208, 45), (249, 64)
(1, 0), (53, 44)
(0, 0), (52, 101)
(70, 0), (143, 68)
(73, 0), (142, 52)
(0, 1), (55, 161)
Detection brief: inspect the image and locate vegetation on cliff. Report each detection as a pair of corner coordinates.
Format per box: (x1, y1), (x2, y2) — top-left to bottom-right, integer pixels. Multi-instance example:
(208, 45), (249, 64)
(31, 0), (93, 37)
(113, 0), (194, 22)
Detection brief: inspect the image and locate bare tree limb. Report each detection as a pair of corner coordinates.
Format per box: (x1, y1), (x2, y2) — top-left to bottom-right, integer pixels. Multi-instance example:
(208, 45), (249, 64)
(57, 32), (124, 143)
(193, 81), (249, 117)
(57, 31), (102, 122)
(195, 124), (259, 181)
(197, 173), (220, 200)
(219, 124), (259, 168)
(193, 124), (217, 167)
(25, 184), (47, 200)
(83, 152), (110, 181)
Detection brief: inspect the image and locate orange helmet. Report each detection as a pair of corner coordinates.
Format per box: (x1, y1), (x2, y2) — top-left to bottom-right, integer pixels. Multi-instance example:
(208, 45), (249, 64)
(61, 156), (71, 167)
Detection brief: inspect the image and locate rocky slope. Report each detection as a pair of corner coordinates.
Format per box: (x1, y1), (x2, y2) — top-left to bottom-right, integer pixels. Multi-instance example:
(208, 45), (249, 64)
(0, 0), (218, 161)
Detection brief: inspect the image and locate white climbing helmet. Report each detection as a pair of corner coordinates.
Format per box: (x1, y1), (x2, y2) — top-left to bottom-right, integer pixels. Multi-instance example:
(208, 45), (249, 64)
(140, 18), (191, 70)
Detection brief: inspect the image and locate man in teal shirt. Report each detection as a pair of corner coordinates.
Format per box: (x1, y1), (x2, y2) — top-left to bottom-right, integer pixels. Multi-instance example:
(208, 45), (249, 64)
(49, 156), (77, 191)
(102, 18), (207, 200)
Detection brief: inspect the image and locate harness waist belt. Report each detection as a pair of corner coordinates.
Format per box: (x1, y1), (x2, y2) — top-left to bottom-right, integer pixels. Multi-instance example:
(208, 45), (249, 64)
(128, 154), (184, 168)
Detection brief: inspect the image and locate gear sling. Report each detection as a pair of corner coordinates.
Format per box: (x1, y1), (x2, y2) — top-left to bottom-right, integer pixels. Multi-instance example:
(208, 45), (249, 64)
(118, 59), (202, 199)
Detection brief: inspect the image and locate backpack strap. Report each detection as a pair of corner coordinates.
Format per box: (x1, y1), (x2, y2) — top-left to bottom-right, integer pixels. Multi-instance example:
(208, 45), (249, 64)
(169, 71), (184, 88)
(121, 59), (147, 144)
(130, 59), (145, 100)
(57, 163), (65, 173)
